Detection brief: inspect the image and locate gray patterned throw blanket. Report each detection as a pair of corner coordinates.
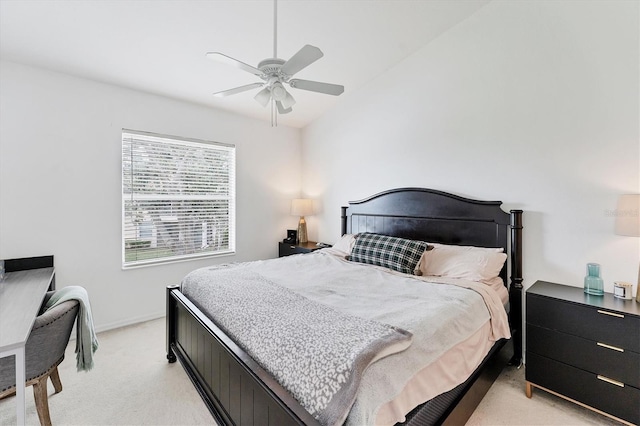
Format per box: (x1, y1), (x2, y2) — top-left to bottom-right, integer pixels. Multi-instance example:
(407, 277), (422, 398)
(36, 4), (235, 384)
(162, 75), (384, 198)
(181, 267), (413, 426)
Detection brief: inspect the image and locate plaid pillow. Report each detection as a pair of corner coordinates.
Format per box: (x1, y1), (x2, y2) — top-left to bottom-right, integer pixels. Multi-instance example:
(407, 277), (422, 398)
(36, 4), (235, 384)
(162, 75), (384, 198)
(347, 233), (431, 274)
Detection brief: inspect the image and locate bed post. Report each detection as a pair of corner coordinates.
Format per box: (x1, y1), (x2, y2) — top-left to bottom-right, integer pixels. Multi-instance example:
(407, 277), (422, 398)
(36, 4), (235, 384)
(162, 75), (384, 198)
(509, 210), (523, 366)
(166, 285), (178, 363)
(341, 206), (348, 235)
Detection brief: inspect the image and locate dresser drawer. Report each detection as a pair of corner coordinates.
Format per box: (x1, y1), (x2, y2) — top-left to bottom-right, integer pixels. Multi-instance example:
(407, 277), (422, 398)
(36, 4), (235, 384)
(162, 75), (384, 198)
(279, 245), (308, 257)
(527, 293), (640, 352)
(526, 352), (640, 424)
(278, 242), (320, 257)
(527, 324), (640, 388)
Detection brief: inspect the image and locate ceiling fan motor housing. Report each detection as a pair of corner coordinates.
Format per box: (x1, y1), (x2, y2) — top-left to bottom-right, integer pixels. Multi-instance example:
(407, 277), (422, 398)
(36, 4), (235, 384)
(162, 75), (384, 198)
(258, 58), (292, 102)
(258, 58), (288, 79)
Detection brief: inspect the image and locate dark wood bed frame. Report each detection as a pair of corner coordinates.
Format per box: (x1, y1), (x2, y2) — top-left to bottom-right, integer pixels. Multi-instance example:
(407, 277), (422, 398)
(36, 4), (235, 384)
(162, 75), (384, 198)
(166, 187), (523, 426)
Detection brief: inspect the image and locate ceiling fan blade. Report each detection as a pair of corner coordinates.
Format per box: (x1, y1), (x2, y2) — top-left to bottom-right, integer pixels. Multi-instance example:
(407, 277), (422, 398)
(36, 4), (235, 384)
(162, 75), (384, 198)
(206, 52), (263, 77)
(254, 87), (271, 107)
(213, 82), (264, 97)
(289, 79), (344, 96)
(280, 45), (323, 76)
(276, 101), (292, 114)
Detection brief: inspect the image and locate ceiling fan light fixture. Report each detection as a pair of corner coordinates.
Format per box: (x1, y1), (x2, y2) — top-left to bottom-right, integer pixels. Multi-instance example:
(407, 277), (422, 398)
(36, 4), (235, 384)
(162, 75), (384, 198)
(281, 90), (296, 109)
(271, 82), (287, 101)
(276, 101), (292, 115)
(254, 87), (272, 107)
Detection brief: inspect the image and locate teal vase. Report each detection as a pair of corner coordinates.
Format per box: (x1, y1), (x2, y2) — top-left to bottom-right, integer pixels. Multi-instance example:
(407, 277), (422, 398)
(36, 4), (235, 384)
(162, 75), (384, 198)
(584, 263), (604, 296)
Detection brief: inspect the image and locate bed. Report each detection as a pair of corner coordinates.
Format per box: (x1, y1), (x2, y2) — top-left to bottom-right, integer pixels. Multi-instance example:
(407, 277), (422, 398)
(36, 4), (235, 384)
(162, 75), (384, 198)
(166, 187), (523, 425)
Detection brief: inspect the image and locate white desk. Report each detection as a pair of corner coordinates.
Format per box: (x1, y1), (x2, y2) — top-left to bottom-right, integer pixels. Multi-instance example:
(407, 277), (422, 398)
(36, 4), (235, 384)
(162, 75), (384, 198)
(0, 267), (55, 425)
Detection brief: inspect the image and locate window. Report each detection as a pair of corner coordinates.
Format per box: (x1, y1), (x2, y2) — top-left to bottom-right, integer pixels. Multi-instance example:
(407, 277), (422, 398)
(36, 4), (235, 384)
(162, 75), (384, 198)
(122, 130), (235, 267)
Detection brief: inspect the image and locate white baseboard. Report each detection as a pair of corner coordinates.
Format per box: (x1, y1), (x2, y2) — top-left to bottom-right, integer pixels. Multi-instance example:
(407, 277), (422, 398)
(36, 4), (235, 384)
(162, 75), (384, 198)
(68, 311), (166, 340)
(95, 311), (166, 334)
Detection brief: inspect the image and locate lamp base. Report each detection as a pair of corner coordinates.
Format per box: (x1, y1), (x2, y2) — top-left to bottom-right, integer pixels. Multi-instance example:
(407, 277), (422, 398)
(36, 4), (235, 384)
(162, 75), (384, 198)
(297, 216), (308, 244)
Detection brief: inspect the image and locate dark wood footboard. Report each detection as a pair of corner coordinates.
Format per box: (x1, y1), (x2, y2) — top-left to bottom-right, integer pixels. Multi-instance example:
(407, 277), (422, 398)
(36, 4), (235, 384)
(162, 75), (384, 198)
(167, 283), (512, 426)
(166, 285), (320, 426)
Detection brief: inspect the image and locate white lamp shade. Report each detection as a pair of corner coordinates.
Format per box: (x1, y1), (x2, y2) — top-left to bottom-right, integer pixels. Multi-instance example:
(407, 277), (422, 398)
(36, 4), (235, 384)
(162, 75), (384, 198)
(281, 90), (296, 109)
(271, 82), (287, 101)
(291, 199), (313, 217)
(615, 194), (640, 237)
(254, 87), (271, 107)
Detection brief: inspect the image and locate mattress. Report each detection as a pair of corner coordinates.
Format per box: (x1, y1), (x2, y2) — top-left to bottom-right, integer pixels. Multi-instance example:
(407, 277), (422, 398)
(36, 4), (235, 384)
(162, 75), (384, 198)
(181, 250), (510, 425)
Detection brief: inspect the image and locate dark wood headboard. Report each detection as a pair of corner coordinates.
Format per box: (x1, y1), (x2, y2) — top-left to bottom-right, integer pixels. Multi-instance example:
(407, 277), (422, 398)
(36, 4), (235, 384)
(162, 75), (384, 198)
(340, 187), (523, 364)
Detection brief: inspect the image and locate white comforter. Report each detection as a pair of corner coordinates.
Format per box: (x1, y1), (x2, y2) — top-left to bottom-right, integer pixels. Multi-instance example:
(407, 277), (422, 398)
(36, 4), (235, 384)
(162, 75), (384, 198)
(183, 249), (510, 425)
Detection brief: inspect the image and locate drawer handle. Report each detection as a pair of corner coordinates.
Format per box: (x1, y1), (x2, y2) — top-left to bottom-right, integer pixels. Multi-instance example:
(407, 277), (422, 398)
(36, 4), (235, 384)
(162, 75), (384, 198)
(597, 310), (624, 318)
(597, 375), (624, 388)
(597, 342), (624, 353)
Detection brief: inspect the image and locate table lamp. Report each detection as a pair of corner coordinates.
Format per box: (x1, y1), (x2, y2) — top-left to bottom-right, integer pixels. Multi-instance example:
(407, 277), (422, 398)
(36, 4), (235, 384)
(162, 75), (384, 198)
(291, 199), (313, 244)
(615, 194), (640, 302)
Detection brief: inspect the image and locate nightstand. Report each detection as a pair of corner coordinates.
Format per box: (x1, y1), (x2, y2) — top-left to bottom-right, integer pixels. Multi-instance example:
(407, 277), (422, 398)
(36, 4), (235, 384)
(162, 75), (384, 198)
(526, 280), (640, 425)
(278, 241), (322, 257)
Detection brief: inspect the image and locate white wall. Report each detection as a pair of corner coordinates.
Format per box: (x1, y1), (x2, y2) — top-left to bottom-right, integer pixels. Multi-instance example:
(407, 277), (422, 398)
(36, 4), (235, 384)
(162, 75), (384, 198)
(302, 0), (639, 293)
(0, 61), (301, 331)
(1, 0), (637, 333)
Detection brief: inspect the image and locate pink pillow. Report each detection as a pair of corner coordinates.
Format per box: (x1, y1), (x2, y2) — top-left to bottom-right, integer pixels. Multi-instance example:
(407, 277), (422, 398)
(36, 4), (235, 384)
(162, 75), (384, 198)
(415, 245), (507, 283)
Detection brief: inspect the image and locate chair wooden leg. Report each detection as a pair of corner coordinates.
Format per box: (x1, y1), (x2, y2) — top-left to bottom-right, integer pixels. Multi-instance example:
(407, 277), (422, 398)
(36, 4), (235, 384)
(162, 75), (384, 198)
(0, 387), (17, 400)
(50, 367), (62, 394)
(33, 376), (52, 426)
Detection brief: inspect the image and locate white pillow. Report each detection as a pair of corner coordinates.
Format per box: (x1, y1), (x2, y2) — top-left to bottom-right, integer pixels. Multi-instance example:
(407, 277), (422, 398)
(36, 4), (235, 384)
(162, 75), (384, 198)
(331, 234), (356, 254)
(415, 245), (507, 283)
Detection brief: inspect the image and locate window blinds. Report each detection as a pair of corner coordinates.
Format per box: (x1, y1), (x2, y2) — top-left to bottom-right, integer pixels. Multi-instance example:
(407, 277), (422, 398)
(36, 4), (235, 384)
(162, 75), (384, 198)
(122, 130), (235, 267)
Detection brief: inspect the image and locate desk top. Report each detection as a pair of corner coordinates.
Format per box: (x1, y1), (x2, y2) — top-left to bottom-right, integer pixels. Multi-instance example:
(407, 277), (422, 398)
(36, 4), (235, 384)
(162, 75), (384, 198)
(0, 267), (55, 351)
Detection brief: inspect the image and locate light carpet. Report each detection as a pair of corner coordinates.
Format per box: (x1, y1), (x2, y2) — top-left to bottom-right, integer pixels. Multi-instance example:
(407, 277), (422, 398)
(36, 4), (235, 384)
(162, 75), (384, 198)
(0, 318), (620, 425)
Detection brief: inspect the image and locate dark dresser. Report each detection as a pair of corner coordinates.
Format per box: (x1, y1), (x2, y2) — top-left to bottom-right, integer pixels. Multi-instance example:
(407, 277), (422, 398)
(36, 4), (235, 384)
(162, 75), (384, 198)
(526, 280), (640, 425)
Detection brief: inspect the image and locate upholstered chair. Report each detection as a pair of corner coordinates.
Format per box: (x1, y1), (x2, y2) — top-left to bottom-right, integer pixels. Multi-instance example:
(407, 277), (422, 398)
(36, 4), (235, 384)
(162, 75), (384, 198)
(0, 292), (79, 426)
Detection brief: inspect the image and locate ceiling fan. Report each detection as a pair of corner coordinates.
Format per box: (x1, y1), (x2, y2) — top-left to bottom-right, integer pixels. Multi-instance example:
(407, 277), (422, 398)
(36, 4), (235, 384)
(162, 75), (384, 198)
(206, 0), (344, 124)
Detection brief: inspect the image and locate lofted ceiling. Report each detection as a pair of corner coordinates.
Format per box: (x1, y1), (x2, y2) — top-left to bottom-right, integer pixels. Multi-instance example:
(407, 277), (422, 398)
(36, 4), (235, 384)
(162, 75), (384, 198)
(0, 0), (489, 128)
